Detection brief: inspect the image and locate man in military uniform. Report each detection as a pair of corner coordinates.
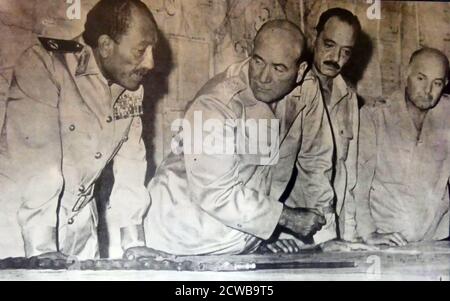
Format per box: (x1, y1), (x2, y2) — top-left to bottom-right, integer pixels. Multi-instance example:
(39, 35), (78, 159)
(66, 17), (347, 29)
(309, 8), (361, 243)
(0, 0), (156, 259)
(142, 20), (331, 255)
(355, 48), (450, 245)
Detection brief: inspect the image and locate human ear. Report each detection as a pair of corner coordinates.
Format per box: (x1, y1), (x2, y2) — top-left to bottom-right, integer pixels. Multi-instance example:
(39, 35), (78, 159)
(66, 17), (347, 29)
(97, 35), (114, 58)
(296, 61), (309, 83)
(311, 28), (319, 48)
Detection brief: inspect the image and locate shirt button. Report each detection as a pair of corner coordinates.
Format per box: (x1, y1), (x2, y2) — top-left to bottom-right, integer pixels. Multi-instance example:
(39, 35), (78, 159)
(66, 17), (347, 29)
(69, 124), (76, 131)
(79, 185), (86, 193)
(106, 116), (113, 123)
(122, 136), (129, 142)
(68, 218), (74, 225)
(95, 152), (103, 159)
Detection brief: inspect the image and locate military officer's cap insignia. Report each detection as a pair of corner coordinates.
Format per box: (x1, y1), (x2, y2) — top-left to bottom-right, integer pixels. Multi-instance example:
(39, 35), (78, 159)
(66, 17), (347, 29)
(38, 37), (83, 53)
(113, 87), (144, 120)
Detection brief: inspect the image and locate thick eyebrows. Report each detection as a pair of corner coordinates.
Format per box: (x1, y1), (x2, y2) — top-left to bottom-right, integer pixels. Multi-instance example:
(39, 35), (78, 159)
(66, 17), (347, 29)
(252, 51), (290, 70)
(252, 53), (265, 62)
(417, 71), (446, 82)
(323, 38), (336, 45)
(323, 38), (354, 50)
(432, 76), (446, 82)
(273, 63), (289, 71)
(138, 40), (154, 47)
(417, 72), (427, 78)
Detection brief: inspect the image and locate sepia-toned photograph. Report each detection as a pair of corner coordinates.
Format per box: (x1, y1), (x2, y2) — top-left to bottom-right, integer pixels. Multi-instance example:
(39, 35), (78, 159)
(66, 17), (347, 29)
(0, 0), (449, 283)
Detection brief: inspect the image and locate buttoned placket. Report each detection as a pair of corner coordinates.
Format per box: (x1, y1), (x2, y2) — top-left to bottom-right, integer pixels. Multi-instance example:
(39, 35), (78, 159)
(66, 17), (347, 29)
(68, 74), (121, 224)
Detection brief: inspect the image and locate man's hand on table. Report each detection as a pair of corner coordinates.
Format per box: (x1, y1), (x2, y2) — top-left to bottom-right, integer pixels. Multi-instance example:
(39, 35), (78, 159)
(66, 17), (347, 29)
(25, 252), (70, 269)
(320, 239), (380, 252)
(279, 206), (326, 237)
(364, 232), (408, 247)
(264, 239), (301, 254)
(123, 246), (177, 261)
(263, 239), (379, 254)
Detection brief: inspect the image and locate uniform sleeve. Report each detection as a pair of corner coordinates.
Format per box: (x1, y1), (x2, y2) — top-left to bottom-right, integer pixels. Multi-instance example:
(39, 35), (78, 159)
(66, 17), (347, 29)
(109, 116), (151, 251)
(5, 46), (63, 256)
(184, 97), (283, 240)
(346, 94), (360, 194)
(288, 80), (335, 210)
(340, 93), (360, 242)
(354, 106), (378, 239)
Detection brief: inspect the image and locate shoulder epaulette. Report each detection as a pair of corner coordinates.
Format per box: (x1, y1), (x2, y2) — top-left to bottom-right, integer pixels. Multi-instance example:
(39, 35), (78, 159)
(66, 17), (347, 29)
(38, 37), (83, 53)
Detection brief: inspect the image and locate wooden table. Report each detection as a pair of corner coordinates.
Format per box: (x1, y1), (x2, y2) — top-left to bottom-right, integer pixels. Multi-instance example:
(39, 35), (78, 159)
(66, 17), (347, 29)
(1, 241), (449, 281)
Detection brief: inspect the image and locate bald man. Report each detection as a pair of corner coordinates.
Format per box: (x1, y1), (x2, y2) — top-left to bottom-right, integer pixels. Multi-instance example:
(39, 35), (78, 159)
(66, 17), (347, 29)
(355, 48), (450, 246)
(140, 20), (333, 255)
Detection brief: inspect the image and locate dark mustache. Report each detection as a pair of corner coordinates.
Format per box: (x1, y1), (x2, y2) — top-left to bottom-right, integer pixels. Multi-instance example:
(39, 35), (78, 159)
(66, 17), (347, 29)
(422, 94), (433, 101)
(133, 69), (150, 77)
(324, 61), (341, 70)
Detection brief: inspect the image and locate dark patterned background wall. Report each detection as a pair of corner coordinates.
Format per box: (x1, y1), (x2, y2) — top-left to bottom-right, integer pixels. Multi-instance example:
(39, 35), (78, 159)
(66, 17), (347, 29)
(1, 1), (449, 169)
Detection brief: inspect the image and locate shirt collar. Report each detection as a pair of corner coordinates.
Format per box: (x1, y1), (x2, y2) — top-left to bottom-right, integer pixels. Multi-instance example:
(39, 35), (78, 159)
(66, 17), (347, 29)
(236, 58), (259, 107)
(289, 69), (317, 98)
(330, 74), (351, 108)
(312, 64), (333, 91)
(311, 65), (350, 109)
(72, 36), (105, 79)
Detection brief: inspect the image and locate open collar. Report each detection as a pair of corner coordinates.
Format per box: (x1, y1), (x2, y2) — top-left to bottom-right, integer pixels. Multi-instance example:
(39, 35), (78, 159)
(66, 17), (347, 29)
(311, 66), (350, 110)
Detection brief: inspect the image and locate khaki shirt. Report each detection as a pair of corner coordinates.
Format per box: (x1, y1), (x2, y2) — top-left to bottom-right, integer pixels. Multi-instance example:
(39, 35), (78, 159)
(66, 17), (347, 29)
(312, 68), (359, 242)
(355, 90), (450, 242)
(145, 58), (334, 255)
(0, 38), (150, 259)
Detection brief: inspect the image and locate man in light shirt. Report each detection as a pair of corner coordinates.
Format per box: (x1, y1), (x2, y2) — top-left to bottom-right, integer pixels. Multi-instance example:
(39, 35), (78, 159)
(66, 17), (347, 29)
(355, 48), (450, 245)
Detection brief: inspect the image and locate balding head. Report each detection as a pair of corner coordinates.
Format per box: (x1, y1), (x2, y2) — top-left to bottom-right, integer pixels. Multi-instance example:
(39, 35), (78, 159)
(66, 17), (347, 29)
(409, 47), (449, 76)
(249, 20), (308, 103)
(406, 47), (449, 110)
(254, 20), (306, 64)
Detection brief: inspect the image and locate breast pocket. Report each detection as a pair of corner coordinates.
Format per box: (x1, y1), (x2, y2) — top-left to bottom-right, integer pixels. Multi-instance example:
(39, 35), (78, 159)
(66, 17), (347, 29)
(337, 127), (353, 161)
(430, 140), (448, 162)
(60, 108), (98, 153)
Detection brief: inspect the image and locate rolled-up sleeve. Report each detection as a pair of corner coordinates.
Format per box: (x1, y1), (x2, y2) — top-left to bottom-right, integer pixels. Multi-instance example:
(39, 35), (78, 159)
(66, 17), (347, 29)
(355, 106), (378, 239)
(184, 97), (283, 240)
(109, 116), (151, 250)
